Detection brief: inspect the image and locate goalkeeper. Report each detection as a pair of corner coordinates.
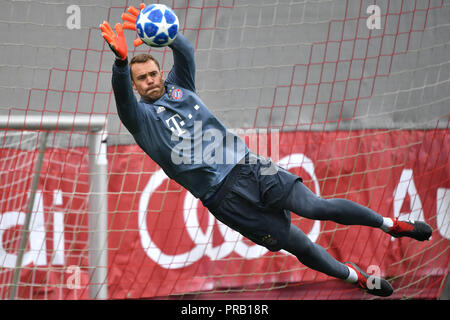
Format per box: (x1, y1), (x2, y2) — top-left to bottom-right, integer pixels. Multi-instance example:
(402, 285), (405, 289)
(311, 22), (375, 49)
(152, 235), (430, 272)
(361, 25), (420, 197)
(100, 4), (432, 298)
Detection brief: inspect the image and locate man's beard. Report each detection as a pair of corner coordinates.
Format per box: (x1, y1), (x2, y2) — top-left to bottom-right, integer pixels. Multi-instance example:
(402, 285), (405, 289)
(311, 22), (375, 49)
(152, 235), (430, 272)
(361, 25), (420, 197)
(144, 82), (165, 101)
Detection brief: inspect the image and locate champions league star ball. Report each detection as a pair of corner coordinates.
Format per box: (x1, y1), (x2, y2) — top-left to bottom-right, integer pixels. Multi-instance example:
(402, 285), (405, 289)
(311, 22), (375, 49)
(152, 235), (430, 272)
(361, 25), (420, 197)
(136, 4), (179, 47)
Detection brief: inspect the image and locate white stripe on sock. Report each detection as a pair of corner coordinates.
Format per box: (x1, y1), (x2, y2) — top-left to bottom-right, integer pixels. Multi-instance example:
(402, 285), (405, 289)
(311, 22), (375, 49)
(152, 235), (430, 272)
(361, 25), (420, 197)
(380, 217), (394, 232)
(345, 266), (358, 283)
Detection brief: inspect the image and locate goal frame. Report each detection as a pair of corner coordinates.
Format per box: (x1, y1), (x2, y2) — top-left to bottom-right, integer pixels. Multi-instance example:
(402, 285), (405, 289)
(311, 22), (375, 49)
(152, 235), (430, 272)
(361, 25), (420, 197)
(0, 115), (108, 300)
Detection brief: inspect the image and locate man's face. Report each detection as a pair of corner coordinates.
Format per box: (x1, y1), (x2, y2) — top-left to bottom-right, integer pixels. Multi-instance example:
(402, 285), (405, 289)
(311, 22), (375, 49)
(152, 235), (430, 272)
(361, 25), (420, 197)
(131, 60), (165, 101)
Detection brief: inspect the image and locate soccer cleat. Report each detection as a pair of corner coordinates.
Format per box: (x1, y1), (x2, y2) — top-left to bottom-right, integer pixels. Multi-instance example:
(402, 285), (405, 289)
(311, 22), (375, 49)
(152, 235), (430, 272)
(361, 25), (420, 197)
(387, 219), (432, 241)
(345, 262), (393, 297)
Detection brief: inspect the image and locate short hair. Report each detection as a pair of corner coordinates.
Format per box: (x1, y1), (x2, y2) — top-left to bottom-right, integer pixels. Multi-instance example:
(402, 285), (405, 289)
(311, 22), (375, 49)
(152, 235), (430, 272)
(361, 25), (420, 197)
(129, 54), (161, 80)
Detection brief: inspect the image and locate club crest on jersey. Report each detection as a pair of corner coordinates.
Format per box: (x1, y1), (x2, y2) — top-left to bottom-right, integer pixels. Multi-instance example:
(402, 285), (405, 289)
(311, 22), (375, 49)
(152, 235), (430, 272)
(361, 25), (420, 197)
(171, 88), (183, 100)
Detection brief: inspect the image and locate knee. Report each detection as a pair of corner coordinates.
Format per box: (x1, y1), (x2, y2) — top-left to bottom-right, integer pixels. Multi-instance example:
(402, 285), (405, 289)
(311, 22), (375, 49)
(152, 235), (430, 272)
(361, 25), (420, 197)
(297, 238), (316, 256)
(299, 196), (331, 220)
(285, 227), (315, 257)
(290, 239), (320, 262)
(307, 197), (345, 220)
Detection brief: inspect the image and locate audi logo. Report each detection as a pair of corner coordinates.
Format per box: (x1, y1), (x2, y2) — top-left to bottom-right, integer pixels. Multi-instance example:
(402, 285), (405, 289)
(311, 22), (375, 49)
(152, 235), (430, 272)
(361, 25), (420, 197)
(139, 154), (321, 269)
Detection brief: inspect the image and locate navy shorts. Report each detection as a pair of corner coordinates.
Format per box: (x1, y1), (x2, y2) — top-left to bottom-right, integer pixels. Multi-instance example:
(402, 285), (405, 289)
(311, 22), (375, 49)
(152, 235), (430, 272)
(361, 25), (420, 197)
(203, 152), (302, 252)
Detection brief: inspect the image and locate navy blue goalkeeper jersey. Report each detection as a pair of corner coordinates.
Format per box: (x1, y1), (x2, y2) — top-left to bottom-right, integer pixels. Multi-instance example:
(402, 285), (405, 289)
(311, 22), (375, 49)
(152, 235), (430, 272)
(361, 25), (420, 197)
(111, 33), (248, 200)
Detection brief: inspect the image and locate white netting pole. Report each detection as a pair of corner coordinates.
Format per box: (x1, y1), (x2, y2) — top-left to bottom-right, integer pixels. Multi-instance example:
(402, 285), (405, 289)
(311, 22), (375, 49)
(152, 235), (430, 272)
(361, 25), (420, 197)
(88, 130), (108, 300)
(9, 131), (48, 300)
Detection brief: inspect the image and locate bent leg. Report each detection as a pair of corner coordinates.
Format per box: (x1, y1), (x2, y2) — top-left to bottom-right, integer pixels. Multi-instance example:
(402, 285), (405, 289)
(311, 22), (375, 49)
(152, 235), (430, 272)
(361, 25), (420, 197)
(283, 180), (383, 228)
(283, 224), (349, 280)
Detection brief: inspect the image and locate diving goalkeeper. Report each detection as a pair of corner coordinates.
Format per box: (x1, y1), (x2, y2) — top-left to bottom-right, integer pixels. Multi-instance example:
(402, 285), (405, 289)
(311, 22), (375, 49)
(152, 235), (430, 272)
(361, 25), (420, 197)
(100, 4), (432, 297)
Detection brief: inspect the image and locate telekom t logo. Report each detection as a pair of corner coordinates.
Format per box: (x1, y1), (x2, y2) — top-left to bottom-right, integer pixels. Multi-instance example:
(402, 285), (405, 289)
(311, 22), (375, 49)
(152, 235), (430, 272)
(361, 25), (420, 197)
(166, 114), (186, 136)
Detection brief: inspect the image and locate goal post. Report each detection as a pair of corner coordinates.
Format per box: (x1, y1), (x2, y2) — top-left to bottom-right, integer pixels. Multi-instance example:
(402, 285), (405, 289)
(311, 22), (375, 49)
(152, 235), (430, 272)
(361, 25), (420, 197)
(0, 115), (108, 300)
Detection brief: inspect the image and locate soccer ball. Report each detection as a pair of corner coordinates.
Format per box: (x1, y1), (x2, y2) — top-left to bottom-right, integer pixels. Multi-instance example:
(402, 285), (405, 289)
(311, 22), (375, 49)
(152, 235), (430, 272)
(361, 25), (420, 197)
(136, 4), (179, 47)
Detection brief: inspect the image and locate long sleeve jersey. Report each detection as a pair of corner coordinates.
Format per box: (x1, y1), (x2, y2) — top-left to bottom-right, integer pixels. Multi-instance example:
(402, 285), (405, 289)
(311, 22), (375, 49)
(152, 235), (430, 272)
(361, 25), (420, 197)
(111, 33), (248, 200)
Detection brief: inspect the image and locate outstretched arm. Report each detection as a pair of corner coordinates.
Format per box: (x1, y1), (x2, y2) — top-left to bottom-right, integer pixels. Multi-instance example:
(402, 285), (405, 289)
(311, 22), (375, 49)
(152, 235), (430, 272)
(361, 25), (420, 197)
(111, 59), (141, 134)
(100, 21), (141, 134)
(166, 33), (196, 92)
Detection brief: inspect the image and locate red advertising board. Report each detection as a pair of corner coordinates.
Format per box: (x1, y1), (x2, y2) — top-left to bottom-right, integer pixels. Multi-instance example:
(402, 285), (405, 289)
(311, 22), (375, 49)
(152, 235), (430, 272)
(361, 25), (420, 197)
(0, 130), (448, 299)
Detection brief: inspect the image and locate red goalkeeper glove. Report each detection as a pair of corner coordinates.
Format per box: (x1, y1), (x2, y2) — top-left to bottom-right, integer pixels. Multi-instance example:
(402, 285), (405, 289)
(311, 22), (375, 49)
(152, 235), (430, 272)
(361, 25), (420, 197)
(100, 21), (128, 60)
(121, 3), (146, 47)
